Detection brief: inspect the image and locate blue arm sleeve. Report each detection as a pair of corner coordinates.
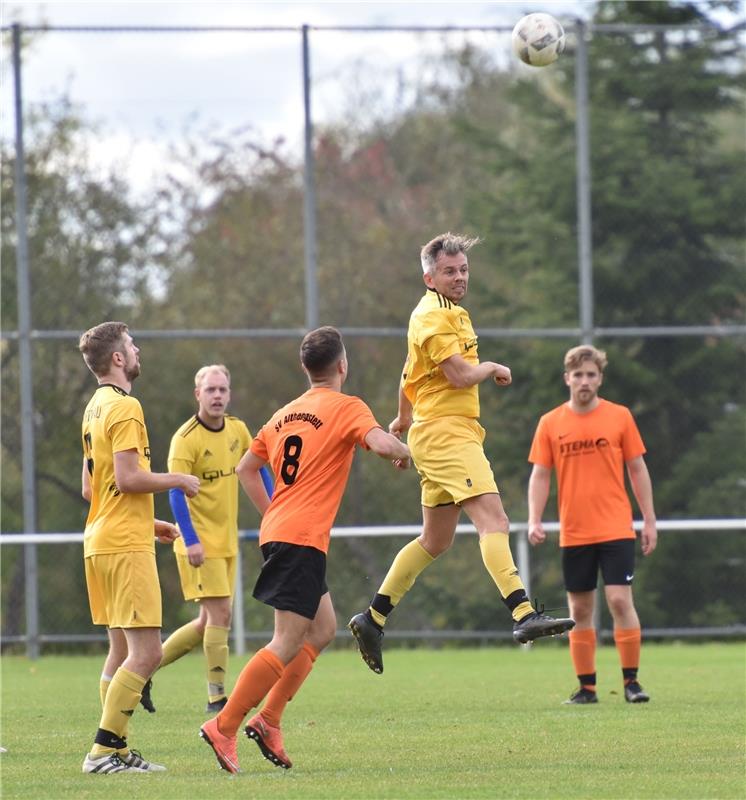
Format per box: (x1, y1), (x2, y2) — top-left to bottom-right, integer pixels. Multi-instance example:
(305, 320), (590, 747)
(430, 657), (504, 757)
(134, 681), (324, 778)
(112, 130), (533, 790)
(260, 465), (274, 499)
(168, 488), (201, 547)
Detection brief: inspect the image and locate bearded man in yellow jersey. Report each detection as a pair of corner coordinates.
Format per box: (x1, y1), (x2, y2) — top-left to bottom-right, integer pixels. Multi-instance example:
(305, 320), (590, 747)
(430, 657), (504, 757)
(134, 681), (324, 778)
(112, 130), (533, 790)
(79, 321), (200, 774)
(141, 364), (253, 714)
(349, 233), (575, 674)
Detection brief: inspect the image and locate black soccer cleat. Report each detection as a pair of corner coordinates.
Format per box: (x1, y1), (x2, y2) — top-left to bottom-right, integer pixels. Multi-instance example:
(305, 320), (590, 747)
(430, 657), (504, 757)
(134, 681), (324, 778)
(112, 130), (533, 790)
(563, 687), (598, 705)
(348, 612), (384, 674)
(140, 678), (156, 713)
(624, 680), (650, 703)
(513, 610), (575, 644)
(205, 697), (228, 714)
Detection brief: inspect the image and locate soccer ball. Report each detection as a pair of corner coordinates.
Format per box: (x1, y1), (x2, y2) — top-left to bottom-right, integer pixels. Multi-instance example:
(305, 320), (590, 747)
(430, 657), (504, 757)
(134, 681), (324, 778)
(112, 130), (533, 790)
(511, 13), (566, 67)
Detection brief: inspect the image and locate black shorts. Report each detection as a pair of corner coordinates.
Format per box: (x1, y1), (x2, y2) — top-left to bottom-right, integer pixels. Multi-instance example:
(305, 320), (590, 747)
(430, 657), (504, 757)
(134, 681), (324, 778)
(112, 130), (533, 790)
(561, 538), (636, 593)
(253, 541), (328, 620)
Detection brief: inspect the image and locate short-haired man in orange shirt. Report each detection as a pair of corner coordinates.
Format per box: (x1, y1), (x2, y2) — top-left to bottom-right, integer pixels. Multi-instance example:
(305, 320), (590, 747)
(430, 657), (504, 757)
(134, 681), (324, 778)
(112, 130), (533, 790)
(199, 326), (411, 774)
(527, 345), (658, 705)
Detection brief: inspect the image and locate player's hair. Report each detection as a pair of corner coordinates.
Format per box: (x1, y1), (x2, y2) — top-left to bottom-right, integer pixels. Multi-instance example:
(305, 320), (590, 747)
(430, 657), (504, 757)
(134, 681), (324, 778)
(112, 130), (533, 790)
(300, 326), (345, 377)
(564, 344), (608, 373)
(194, 364), (231, 388)
(78, 321), (129, 377)
(420, 232), (481, 275)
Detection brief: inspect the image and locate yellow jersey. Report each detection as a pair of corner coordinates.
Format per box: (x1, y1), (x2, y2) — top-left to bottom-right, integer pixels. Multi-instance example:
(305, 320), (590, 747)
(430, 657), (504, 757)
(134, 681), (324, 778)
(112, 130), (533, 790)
(81, 384), (154, 556)
(168, 414), (252, 558)
(402, 289), (480, 421)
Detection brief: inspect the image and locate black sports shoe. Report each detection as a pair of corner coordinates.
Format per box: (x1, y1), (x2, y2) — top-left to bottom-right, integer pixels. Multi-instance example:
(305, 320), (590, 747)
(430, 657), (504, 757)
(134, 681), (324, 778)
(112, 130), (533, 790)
(348, 612), (384, 674)
(513, 610), (575, 644)
(206, 697), (228, 714)
(140, 678), (156, 713)
(563, 687), (598, 705)
(624, 680), (650, 703)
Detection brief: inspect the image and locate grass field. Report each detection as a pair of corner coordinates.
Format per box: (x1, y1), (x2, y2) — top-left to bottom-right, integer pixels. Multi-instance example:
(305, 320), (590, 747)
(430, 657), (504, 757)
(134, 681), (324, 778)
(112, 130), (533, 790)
(1, 642), (744, 799)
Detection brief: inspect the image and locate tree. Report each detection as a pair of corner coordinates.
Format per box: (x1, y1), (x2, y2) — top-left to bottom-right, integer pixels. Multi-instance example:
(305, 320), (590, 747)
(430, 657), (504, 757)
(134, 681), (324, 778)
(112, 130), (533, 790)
(457, 0), (745, 627)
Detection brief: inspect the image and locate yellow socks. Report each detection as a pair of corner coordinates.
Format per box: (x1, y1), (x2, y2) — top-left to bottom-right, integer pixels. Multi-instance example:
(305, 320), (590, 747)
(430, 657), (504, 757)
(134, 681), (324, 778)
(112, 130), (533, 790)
(159, 621), (230, 703)
(99, 675), (112, 708)
(479, 532), (533, 621)
(370, 539), (435, 627)
(90, 667), (145, 757)
(159, 620), (203, 668)
(159, 620), (229, 702)
(204, 625), (231, 703)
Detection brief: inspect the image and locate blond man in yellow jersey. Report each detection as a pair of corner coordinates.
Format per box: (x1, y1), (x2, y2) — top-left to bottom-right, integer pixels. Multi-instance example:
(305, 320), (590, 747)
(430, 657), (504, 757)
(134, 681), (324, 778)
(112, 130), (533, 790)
(142, 365), (253, 714)
(79, 321), (200, 774)
(350, 233), (575, 674)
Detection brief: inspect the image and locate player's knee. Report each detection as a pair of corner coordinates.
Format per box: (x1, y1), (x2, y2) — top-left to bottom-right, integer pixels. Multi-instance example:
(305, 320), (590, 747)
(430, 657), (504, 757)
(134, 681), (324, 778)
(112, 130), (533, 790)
(147, 643), (163, 673)
(419, 535), (452, 557)
(310, 622), (336, 652)
(208, 610), (232, 628)
(495, 511), (510, 533)
(606, 593), (633, 619)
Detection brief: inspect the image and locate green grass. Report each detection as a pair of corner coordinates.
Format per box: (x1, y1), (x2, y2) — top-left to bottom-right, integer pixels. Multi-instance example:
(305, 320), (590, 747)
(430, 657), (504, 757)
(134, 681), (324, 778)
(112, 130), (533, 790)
(1, 643), (744, 799)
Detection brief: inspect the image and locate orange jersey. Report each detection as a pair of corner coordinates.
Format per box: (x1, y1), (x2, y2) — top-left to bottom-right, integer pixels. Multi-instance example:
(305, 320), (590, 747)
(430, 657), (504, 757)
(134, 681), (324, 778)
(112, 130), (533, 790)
(528, 398), (646, 547)
(250, 388), (381, 553)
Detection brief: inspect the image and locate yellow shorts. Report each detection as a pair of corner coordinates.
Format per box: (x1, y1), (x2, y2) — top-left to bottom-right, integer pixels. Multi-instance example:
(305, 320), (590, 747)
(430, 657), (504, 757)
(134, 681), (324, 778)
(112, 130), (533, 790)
(175, 554), (236, 601)
(85, 551), (162, 628)
(408, 416), (499, 507)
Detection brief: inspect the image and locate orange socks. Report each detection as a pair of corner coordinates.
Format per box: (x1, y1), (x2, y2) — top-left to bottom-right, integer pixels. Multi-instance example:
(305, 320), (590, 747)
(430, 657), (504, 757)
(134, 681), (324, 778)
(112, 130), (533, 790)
(217, 647), (284, 736)
(569, 627), (642, 691)
(569, 628), (597, 690)
(261, 643), (319, 727)
(614, 627), (642, 682)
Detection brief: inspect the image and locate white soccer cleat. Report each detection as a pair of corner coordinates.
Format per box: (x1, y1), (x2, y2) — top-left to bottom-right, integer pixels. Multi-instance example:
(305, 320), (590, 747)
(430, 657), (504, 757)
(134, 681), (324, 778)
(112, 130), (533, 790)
(121, 749), (167, 771)
(82, 752), (146, 774)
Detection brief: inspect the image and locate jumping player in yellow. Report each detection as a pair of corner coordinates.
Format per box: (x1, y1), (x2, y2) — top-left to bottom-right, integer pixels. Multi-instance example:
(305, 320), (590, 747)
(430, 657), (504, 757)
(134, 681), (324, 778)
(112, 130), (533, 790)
(349, 233), (575, 674)
(79, 321), (200, 774)
(140, 364), (258, 714)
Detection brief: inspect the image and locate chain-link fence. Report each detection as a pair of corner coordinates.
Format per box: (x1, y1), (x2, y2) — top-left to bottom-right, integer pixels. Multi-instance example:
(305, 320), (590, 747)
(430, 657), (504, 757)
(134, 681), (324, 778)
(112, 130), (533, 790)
(2, 15), (745, 654)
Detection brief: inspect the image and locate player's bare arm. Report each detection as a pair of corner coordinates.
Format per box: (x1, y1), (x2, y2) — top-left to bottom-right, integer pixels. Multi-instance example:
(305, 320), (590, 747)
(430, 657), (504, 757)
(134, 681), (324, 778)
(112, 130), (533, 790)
(236, 450), (272, 515)
(439, 354), (512, 389)
(389, 379), (413, 438)
(113, 449), (201, 496)
(365, 427), (411, 469)
(527, 463), (552, 545)
(626, 455), (658, 556)
(154, 519), (179, 544)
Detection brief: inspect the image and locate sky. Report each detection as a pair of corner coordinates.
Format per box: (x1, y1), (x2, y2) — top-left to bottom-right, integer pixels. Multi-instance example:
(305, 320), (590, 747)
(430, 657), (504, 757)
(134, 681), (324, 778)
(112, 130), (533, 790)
(0, 2), (600, 190)
(2, 1), (739, 193)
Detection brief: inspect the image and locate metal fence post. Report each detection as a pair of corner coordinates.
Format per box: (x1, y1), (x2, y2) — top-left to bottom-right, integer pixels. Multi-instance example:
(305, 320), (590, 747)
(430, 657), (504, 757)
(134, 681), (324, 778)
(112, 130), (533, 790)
(574, 20), (594, 345)
(232, 544), (246, 656)
(302, 24), (318, 331)
(574, 22), (602, 635)
(12, 23), (40, 660)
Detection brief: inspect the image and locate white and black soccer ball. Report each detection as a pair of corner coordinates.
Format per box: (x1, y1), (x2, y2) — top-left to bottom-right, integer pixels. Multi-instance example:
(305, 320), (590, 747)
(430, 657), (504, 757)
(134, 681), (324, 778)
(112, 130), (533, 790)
(511, 13), (566, 67)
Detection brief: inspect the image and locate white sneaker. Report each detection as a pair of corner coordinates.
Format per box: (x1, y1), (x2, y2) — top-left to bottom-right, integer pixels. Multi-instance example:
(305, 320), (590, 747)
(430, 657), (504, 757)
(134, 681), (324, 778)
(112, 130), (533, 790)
(82, 752), (146, 774)
(121, 749), (167, 772)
